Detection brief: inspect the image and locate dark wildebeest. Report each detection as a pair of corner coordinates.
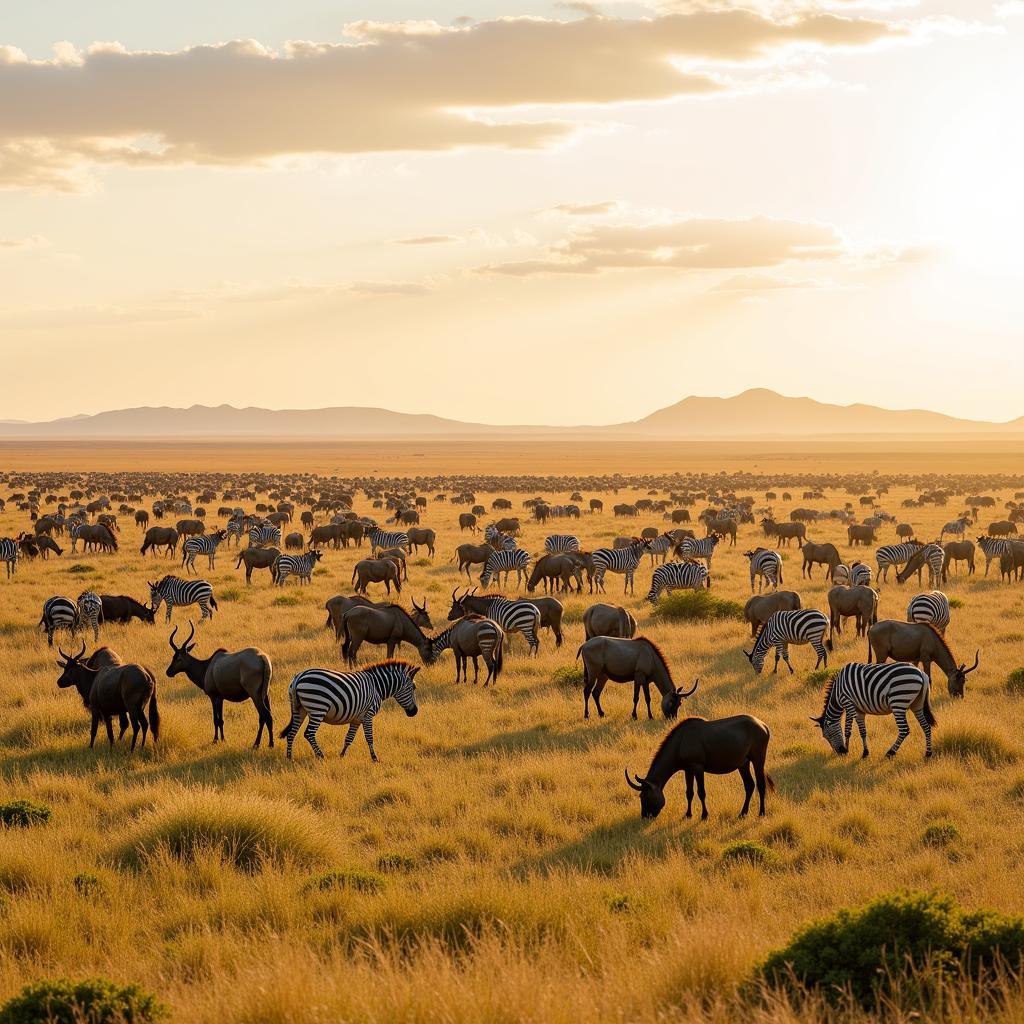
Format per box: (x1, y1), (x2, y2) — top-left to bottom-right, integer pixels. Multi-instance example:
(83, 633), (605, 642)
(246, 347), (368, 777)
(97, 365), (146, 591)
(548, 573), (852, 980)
(1001, 543), (1024, 582)
(236, 546), (281, 584)
(583, 603), (637, 640)
(35, 535), (63, 560)
(704, 517), (737, 545)
(848, 523), (877, 547)
(527, 553), (582, 594)
(407, 527), (436, 557)
(309, 523), (345, 549)
(527, 595), (564, 649)
(801, 541), (841, 580)
(341, 521), (365, 548)
(141, 527), (179, 557)
(576, 636), (697, 720)
(896, 523), (914, 540)
(989, 520), (1018, 537)
(100, 595), (155, 624)
(300, 510), (314, 530)
(284, 532), (304, 550)
(166, 622), (274, 747)
(942, 540), (975, 580)
(75, 523), (118, 554)
(671, 509), (691, 524)
(176, 519), (205, 542)
(453, 543), (493, 579)
(493, 517), (521, 536)
(867, 619), (979, 698)
(590, 499), (604, 514)
(743, 591), (801, 638)
(352, 558), (402, 595)
(56, 642), (159, 750)
(459, 513), (478, 532)
(340, 599), (433, 665)
(441, 615), (505, 686)
(625, 715), (773, 820)
(827, 585), (878, 642)
(377, 547), (408, 581)
(324, 594), (382, 640)
(770, 521), (806, 548)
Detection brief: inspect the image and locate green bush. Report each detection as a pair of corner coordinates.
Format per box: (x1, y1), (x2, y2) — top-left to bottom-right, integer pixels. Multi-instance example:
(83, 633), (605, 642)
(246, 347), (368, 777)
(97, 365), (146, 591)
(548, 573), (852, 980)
(271, 593), (302, 607)
(0, 799), (51, 828)
(721, 840), (776, 867)
(218, 587), (243, 603)
(551, 665), (584, 689)
(948, 597), (964, 609)
(921, 822), (961, 849)
(1006, 668), (1024, 695)
(66, 563), (96, 574)
(806, 668), (837, 689)
(759, 890), (1024, 1007)
(311, 868), (385, 894)
(652, 589), (744, 623)
(0, 977), (166, 1024)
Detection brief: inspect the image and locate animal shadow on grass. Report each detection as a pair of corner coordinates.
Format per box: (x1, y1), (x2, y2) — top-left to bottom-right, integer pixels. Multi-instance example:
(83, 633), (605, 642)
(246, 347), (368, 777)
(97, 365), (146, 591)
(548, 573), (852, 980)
(458, 720), (624, 759)
(770, 744), (896, 803)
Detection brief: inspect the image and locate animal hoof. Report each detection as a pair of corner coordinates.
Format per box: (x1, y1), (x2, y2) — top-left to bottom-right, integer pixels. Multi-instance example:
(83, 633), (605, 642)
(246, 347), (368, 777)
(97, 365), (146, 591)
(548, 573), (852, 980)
(885, 751), (896, 759)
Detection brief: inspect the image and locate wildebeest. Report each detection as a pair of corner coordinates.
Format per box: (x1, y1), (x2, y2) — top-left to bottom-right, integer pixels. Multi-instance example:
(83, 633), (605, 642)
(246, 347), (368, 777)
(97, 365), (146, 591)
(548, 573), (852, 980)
(827, 585), (878, 642)
(236, 546), (281, 584)
(352, 558), (403, 595)
(377, 547), (408, 581)
(942, 540), (975, 579)
(176, 519), (205, 541)
(896, 523), (914, 540)
(437, 615), (505, 686)
(493, 517), (521, 536)
(459, 513), (478, 532)
(100, 595), (156, 624)
(1000, 541), (1024, 582)
(703, 517), (737, 545)
(527, 553), (582, 594)
(324, 594), (382, 640)
(801, 541), (841, 579)
(309, 523), (345, 549)
(625, 715), (773, 819)
(75, 523), (118, 553)
(867, 619), (979, 697)
(284, 532), (304, 550)
(526, 595), (564, 649)
(848, 523), (877, 547)
(989, 520), (1018, 537)
(56, 642), (159, 750)
(576, 636), (696, 720)
(583, 603), (637, 640)
(340, 599), (434, 665)
(453, 542), (494, 579)
(166, 622), (274, 747)
(407, 527), (436, 557)
(140, 527), (179, 557)
(589, 499), (603, 514)
(34, 535), (63, 560)
(765, 520), (805, 548)
(743, 591), (801, 638)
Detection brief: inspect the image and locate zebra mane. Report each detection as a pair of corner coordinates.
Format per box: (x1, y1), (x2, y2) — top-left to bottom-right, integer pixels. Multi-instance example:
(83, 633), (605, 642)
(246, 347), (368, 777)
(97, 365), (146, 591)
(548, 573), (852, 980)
(635, 636), (673, 681)
(471, 592), (504, 600)
(359, 658), (416, 672)
(651, 715), (708, 764)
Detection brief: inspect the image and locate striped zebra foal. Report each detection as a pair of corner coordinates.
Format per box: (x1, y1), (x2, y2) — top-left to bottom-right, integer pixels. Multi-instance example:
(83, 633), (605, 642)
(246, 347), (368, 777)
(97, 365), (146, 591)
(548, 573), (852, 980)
(907, 591), (951, 634)
(812, 661), (935, 759)
(39, 596), (79, 647)
(148, 576), (218, 624)
(544, 534), (580, 554)
(875, 542), (924, 584)
(645, 534), (675, 565)
(744, 609), (830, 674)
(182, 529), (228, 574)
(274, 550), (322, 586)
(479, 548), (531, 589)
(281, 660), (420, 760)
(76, 591), (103, 641)
(674, 534), (720, 568)
(0, 537), (17, 577)
(976, 535), (1010, 577)
(247, 524), (281, 548)
(591, 538), (652, 595)
(850, 562), (872, 587)
(646, 561), (709, 603)
(745, 548), (783, 594)
(368, 527), (409, 555)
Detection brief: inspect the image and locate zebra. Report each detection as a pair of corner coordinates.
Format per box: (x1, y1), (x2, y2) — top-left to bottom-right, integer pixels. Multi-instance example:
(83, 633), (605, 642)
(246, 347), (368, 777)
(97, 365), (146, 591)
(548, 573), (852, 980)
(850, 562), (872, 587)
(875, 542), (925, 584)
(544, 535), (579, 554)
(479, 548), (531, 589)
(646, 561), (709, 603)
(39, 596), (79, 647)
(367, 527), (409, 555)
(745, 548), (783, 593)
(939, 516), (971, 544)
(453, 594), (542, 655)
(483, 524), (502, 544)
(429, 618), (505, 685)
(148, 576), (218, 624)
(247, 524), (281, 548)
(646, 533), (674, 565)
(591, 538), (652, 595)
(226, 517), (246, 547)
(274, 549), (322, 586)
(76, 591), (103, 641)
(494, 534), (518, 551)
(68, 520), (85, 554)
(812, 661), (935, 759)
(907, 590), (951, 634)
(0, 537), (17, 577)
(744, 609), (830, 674)
(976, 535), (1010, 577)
(896, 542), (944, 588)
(281, 660), (419, 760)
(674, 534), (720, 568)
(182, 529), (227, 574)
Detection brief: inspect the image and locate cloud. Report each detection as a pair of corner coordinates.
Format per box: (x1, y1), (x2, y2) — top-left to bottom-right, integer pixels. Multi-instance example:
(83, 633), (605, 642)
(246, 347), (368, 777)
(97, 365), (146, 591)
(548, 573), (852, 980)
(394, 234), (461, 245)
(547, 200), (620, 216)
(0, 10), (905, 190)
(709, 271), (825, 293)
(0, 233), (49, 250)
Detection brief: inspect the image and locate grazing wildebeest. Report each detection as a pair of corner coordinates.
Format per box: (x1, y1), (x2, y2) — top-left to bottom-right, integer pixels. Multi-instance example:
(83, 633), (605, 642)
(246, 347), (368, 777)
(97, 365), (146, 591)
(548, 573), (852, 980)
(324, 595), (384, 640)
(235, 546), (280, 584)
(176, 519), (205, 542)
(56, 642), (159, 751)
(340, 600), (433, 665)
(76, 523), (118, 553)
(867, 619), (979, 697)
(493, 517), (521, 536)
(459, 513), (478, 532)
(166, 622), (274, 747)
(284, 532), (304, 550)
(848, 524), (877, 547)
(527, 553), (582, 594)
(743, 591), (802, 639)
(703, 517), (737, 545)
(140, 527), (179, 558)
(352, 558), (403, 595)
(407, 527), (436, 557)
(801, 541), (841, 579)
(942, 540), (975, 580)
(895, 543), (944, 588)
(309, 523), (345, 549)
(989, 520), (1018, 537)
(625, 715), (773, 819)
(896, 523), (914, 540)
(769, 521), (805, 548)
(35, 535), (63, 560)
(430, 615), (505, 686)
(827, 585), (878, 642)
(100, 595), (155, 624)
(576, 636), (696, 720)
(583, 603), (637, 640)
(453, 542), (494, 579)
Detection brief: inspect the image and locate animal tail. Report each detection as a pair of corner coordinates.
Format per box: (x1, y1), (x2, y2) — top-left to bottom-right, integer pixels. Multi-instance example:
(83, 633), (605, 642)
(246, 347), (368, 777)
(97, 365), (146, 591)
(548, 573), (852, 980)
(866, 636), (872, 663)
(236, 551), (244, 569)
(825, 635), (833, 653)
(148, 687), (161, 742)
(279, 681), (300, 739)
(341, 618), (352, 663)
(575, 644), (585, 661)
(324, 611), (332, 630)
(209, 596), (219, 612)
(923, 689), (937, 727)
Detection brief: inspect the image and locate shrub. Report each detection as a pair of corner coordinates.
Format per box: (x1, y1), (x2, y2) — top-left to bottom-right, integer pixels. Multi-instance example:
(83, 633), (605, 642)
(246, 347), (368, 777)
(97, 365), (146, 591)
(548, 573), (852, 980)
(0, 977), (166, 1024)
(311, 868), (385, 894)
(0, 799), (51, 828)
(72, 871), (102, 896)
(721, 840), (776, 867)
(378, 853), (417, 874)
(66, 563), (96, 574)
(805, 667), (837, 689)
(551, 665), (584, 689)
(218, 587), (243, 603)
(759, 890), (1024, 1007)
(272, 593), (302, 607)
(934, 727), (1017, 768)
(652, 590), (744, 623)
(948, 597), (964, 609)
(921, 822), (961, 849)
(1006, 668), (1024, 695)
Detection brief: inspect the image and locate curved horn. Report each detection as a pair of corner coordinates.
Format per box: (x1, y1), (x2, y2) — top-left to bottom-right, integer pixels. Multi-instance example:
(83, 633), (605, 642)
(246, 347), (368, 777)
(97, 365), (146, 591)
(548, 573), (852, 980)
(624, 769), (643, 792)
(677, 678), (699, 698)
(451, 588), (458, 602)
(57, 645), (69, 662)
(183, 620), (196, 648)
(967, 649), (980, 673)
(75, 641), (86, 660)
(169, 624), (180, 651)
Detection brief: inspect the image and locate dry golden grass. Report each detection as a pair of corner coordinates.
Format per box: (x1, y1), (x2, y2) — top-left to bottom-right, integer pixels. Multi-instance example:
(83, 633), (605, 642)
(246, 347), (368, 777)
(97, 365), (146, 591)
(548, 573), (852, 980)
(3, 443), (1024, 1021)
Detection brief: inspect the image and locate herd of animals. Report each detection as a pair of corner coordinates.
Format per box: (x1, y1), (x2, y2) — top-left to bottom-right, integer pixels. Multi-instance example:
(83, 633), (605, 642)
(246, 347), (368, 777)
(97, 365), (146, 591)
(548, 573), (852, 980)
(2, 469), (1019, 822)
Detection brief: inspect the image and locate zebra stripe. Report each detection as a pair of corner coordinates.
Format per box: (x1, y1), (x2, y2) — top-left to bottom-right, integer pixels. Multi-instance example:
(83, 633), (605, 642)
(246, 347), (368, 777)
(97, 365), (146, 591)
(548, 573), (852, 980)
(591, 539), (650, 595)
(896, 543), (944, 588)
(876, 542), (925, 583)
(282, 660), (419, 760)
(248, 525), (281, 548)
(675, 535), (720, 567)
(182, 530), (226, 573)
(480, 548), (531, 589)
(645, 534), (674, 564)
(646, 561), (709, 603)
(430, 618), (505, 684)
(850, 563), (872, 587)
(76, 591), (103, 641)
(746, 609), (829, 674)
(148, 575), (217, 624)
(977, 535), (1010, 577)
(907, 590), (951, 633)
(814, 661), (934, 758)
(0, 537), (18, 577)
(746, 548), (782, 593)
(940, 517), (970, 542)
(462, 597), (541, 655)
(274, 550), (322, 586)
(40, 596), (79, 646)
(368, 527), (409, 554)
(544, 535), (580, 554)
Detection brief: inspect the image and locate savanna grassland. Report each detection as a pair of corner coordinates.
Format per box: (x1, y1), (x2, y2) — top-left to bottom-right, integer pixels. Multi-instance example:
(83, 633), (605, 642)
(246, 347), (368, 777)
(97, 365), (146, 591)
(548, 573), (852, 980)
(4, 442), (1024, 1024)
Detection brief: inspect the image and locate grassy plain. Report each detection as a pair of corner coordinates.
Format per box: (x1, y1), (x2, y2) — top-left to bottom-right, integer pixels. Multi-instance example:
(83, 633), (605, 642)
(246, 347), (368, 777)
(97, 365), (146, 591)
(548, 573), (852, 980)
(2, 440), (1024, 1022)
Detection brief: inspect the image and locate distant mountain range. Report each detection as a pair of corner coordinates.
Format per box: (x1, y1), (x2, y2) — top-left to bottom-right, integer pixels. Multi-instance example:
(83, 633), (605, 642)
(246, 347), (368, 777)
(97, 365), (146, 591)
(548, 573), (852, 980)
(1, 391), (1021, 439)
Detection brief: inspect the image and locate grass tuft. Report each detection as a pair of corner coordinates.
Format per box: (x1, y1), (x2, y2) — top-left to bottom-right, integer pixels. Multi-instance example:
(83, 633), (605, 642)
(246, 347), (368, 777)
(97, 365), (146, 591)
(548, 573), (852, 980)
(0, 800), (51, 828)
(934, 726), (1017, 768)
(721, 840), (776, 867)
(652, 590), (744, 622)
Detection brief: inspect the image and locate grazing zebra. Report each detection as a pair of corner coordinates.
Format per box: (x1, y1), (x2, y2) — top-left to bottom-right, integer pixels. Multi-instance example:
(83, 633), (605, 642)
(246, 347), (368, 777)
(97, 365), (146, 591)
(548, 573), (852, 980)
(148, 576), (218, 624)
(494, 534), (518, 551)
(76, 591), (103, 641)
(274, 549), (322, 586)
(850, 562), (872, 587)
(281, 660), (419, 760)
(247, 524), (281, 548)
(745, 548), (783, 593)
(812, 661), (935, 759)
(480, 548), (531, 589)
(646, 561), (709, 603)
(0, 537), (17, 577)
(182, 529), (227, 573)
(875, 542), (924, 584)
(976, 535), (1010, 577)
(429, 617), (505, 686)
(646, 533), (674, 565)
(896, 543), (944, 588)
(744, 609), (830, 674)
(451, 593), (542, 655)
(226, 518), (246, 546)
(367, 527), (409, 555)
(68, 520), (84, 554)
(907, 590), (951, 634)
(674, 534), (720, 568)
(832, 564), (851, 586)
(483, 524), (502, 544)
(39, 596), (79, 647)
(591, 538), (652, 595)
(544, 534), (580, 554)
(939, 517), (971, 544)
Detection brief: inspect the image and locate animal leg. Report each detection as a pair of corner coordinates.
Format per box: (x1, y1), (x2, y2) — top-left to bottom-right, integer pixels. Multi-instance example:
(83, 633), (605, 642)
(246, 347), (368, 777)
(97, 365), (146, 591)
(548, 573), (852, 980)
(695, 771), (708, 820)
(362, 718), (378, 762)
(684, 770), (695, 818)
(592, 676), (608, 719)
(90, 713), (103, 749)
(128, 710), (141, 752)
(885, 709), (910, 758)
(303, 714), (326, 759)
(753, 758), (768, 816)
(738, 762), (755, 816)
(913, 708), (933, 757)
(471, 655), (480, 684)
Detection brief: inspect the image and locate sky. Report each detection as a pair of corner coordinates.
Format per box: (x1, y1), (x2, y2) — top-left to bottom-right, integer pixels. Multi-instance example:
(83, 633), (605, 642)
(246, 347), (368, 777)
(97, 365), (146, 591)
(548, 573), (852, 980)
(0, 0), (1021, 425)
